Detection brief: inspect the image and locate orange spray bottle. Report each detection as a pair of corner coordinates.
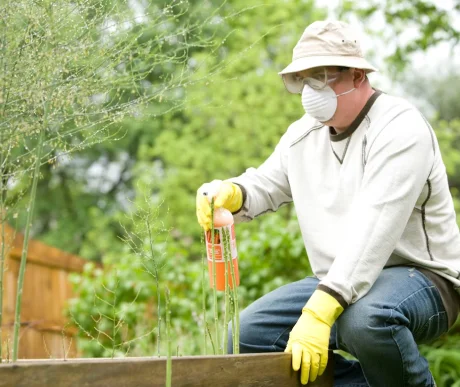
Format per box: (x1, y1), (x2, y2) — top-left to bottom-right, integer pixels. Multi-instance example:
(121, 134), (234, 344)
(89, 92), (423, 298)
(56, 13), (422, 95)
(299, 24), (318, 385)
(205, 207), (240, 291)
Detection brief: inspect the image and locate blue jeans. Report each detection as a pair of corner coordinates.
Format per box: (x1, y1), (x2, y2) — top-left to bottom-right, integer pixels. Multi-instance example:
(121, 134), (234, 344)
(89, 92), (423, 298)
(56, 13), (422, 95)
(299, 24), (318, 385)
(228, 266), (448, 386)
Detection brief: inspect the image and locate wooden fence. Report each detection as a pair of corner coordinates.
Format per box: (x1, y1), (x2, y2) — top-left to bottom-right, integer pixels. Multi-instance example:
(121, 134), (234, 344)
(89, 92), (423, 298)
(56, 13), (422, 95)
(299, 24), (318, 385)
(1, 224), (88, 359)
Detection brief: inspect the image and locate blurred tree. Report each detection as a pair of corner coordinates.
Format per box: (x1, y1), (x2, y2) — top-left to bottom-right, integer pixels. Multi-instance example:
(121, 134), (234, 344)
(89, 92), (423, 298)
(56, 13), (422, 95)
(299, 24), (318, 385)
(6, 0), (230, 259)
(2, 0), (216, 358)
(143, 0), (324, 256)
(13, 0), (325, 263)
(405, 69), (460, 122)
(340, 0), (460, 72)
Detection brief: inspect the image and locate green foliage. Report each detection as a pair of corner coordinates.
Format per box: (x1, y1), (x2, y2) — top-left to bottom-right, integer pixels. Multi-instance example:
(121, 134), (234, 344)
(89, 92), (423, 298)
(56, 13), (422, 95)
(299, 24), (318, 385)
(420, 318), (460, 386)
(146, 0), (324, 255)
(426, 348), (460, 387)
(4, 0), (224, 254)
(406, 69), (460, 122)
(69, 260), (154, 358)
(237, 209), (311, 303)
(345, 0), (460, 72)
(69, 203), (310, 357)
(68, 194), (208, 356)
(2, 0), (211, 360)
(2, 0), (141, 174)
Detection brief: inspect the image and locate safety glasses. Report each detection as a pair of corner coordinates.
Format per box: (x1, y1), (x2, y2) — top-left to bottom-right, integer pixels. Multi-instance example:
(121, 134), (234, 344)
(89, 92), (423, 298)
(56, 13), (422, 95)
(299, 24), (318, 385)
(296, 67), (349, 91)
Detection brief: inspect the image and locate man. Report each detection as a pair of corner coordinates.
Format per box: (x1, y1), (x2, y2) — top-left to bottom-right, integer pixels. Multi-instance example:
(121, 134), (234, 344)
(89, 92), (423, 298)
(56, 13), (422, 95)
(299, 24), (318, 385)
(196, 20), (460, 386)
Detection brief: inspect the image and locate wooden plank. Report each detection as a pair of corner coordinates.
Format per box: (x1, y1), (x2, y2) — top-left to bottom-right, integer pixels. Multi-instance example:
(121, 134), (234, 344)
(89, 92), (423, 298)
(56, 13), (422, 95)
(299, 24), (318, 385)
(0, 353), (334, 387)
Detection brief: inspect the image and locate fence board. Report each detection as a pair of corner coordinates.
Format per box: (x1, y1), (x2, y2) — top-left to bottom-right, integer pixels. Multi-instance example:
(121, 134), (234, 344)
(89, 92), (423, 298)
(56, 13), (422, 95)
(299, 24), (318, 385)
(1, 224), (88, 359)
(0, 353), (334, 387)
(8, 234), (86, 272)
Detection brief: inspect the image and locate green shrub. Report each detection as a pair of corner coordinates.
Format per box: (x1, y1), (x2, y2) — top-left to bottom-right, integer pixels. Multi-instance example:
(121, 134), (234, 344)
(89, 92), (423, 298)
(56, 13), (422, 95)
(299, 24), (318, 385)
(69, 207), (309, 357)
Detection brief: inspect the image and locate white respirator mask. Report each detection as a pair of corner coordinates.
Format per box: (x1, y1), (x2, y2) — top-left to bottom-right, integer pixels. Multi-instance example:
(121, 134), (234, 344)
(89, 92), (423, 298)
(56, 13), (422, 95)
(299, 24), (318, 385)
(301, 77), (357, 122)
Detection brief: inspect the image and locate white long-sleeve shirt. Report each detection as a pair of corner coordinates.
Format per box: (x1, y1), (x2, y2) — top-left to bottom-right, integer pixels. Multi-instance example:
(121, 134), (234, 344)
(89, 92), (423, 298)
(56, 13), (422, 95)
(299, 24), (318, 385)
(230, 91), (460, 307)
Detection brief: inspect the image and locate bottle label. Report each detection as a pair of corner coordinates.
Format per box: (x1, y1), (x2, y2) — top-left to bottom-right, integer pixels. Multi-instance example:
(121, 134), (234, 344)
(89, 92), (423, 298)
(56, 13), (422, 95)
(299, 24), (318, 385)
(205, 223), (237, 262)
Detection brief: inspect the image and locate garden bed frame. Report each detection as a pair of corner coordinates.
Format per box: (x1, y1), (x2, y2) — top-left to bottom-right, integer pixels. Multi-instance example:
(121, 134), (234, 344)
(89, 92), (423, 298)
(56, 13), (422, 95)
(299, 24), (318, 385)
(0, 352), (333, 386)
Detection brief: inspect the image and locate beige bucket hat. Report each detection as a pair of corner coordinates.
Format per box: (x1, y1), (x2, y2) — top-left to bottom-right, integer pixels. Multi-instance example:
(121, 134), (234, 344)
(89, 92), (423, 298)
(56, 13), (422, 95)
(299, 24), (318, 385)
(279, 20), (378, 93)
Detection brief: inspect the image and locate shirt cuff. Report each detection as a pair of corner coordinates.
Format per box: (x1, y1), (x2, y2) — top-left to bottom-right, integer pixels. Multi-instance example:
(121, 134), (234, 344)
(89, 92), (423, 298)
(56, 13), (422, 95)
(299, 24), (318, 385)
(316, 284), (349, 310)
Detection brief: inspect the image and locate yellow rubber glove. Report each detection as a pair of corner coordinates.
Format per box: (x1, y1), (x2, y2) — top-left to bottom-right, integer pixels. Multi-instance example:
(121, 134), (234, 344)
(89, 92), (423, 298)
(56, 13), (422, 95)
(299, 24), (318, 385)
(196, 180), (243, 230)
(285, 289), (344, 385)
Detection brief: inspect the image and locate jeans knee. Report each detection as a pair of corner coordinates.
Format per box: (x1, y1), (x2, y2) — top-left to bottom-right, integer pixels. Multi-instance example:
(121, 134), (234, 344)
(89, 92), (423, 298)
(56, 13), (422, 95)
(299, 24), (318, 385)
(336, 304), (388, 356)
(227, 312), (255, 353)
(228, 309), (283, 353)
(233, 311), (257, 351)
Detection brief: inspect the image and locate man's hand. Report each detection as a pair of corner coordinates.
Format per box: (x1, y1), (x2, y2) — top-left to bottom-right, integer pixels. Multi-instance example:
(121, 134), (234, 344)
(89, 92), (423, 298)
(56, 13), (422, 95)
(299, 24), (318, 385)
(196, 180), (243, 230)
(285, 290), (344, 385)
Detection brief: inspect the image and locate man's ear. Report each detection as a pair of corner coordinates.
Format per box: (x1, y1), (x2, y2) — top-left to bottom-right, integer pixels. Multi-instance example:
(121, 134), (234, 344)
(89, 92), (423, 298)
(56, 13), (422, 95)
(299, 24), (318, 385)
(353, 69), (366, 87)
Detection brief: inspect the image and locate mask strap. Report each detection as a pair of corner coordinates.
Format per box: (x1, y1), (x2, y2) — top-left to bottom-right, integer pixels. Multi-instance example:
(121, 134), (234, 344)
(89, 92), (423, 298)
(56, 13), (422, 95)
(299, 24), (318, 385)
(336, 77), (365, 98)
(336, 87), (355, 97)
